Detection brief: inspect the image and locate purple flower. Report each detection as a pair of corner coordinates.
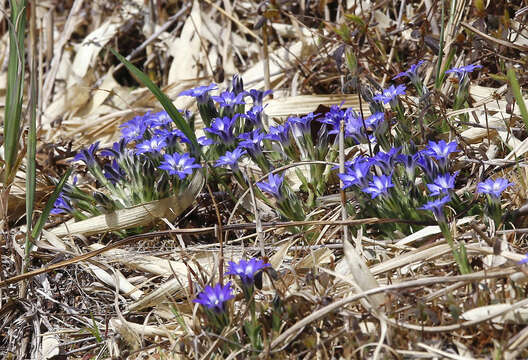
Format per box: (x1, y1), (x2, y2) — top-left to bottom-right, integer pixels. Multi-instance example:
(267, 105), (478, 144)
(425, 140), (459, 168)
(427, 171), (459, 196)
(518, 254), (528, 265)
(104, 159), (126, 184)
(373, 84), (406, 104)
(327, 108), (368, 142)
(338, 158), (373, 189)
(365, 112), (385, 129)
(288, 113), (318, 138)
(416, 151), (440, 179)
(362, 174), (394, 199)
(238, 129), (265, 156)
(215, 148), (246, 169)
(225, 258), (270, 285)
(180, 84), (218, 104)
(257, 173), (284, 201)
(248, 89), (272, 106)
(265, 123), (291, 145)
(100, 139), (127, 158)
(51, 193), (73, 215)
(397, 153), (419, 179)
(193, 282), (234, 313)
(319, 104), (345, 130)
(155, 128), (190, 146)
(159, 153), (201, 179)
(204, 115), (239, 144)
(244, 105), (265, 128)
(74, 142), (100, 167)
(445, 63), (482, 81)
(477, 178), (514, 198)
(135, 136), (167, 154)
(211, 90), (246, 108)
(393, 60), (426, 81)
(419, 195), (451, 222)
(149, 111), (172, 128)
(374, 147), (400, 174)
(120, 116), (147, 142)
(198, 136), (214, 146)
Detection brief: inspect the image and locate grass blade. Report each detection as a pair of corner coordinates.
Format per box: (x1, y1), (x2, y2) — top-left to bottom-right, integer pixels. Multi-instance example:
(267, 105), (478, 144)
(109, 48), (200, 155)
(507, 67), (528, 129)
(4, 0), (27, 184)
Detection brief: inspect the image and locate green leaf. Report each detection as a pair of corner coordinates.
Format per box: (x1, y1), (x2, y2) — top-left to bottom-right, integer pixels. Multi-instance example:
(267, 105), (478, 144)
(109, 48), (200, 156)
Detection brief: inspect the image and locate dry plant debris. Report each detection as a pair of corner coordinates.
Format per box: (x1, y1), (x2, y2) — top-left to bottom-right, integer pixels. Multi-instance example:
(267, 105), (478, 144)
(1, 0), (528, 359)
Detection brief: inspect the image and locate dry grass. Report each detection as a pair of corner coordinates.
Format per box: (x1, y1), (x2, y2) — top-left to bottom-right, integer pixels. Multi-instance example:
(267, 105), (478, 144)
(1, 0), (528, 358)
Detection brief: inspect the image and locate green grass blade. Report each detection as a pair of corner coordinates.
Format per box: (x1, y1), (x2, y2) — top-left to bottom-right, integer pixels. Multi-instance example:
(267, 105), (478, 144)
(109, 48), (200, 155)
(507, 67), (528, 129)
(4, 0), (27, 183)
(25, 0), (37, 264)
(31, 168), (72, 241)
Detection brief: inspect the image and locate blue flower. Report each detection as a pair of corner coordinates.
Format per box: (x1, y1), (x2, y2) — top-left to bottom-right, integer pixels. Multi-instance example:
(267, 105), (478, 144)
(393, 60), (426, 80)
(425, 140), (459, 168)
(120, 116), (147, 142)
(374, 147), (400, 174)
(365, 112), (385, 129)
(244, 105), (265, 128)
(427, 171), (459, 196)
(416, 151), (440, 179)
(248, 89), (272, 106)
(477, 178), (514, 198)
(338, 157), (373, 189)
(257, 173), (284, 201)
(100, 139), (127, 158)
(180, 84), (218, 104)
(419, 195), (451, 222)
(397, 153), (419, 179)
(148, 111), (173, 128)
(155, 128), (190, 146)
(319, 104), (345, 130)
(135, 136), (167, 154)
(373, 84), (406, 104)
(211, 90), (246, 108)
(204, 115), (239, 144)
(518, 254), (528, 265)
(51, 193), (73, 215)
(193, 282), (234, 313)
(103, 159), (126, 184)
(215, 148), (246, 169)
(159, 153), (201, 179)
(288, 112), (318, 138)
(225, 258), (270, 285)
(238, 129), (265, 156)
(362, 174), (394, 198)
(198, 136), (214, 146)
(265, 123), (291, 145)
(445, 63), (482, 81)
(74, 142), (100, 167)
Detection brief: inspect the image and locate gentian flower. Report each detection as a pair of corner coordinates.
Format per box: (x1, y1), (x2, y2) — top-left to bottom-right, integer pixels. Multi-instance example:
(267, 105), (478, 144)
(288, 113), (318, 138)
(120, 116), (147, 142)
(265, 123), (291, 145)
(51, 193), (73, 215)
(373, 84), (406, 104)
(416, 151), (440, 180)
(135, 136), (167, 154)
(445, 63), (482, 82)
(155, 128), (190, 146)
(211, 90), (246, 108)
(362, 174), (394, 199)
(338, 156), (373, 189)
(204, 115), (239, 144)
(197, 136), (214, 146)
(74, 142), (100, 167)
(319, 104), (345, 131)
(149, 111), (172, 128)
(427, 171), (459, 196)
(425, 140), (459, 169)
(365, 112), (385, 130)
(225, 258), (270, 286)
(257, 173), (284, 201)
(100, 139), (127, 158)
(231, 74), (245, 95)
(419, 195), (451, 223)
(159, 153), (201, 179)
(215, 148), (246, 169)
(477, 178), (514, 198)
(374, 147), (400, 174)
(397, 153), (419, 180)
(245, 105), (265, 128)
(248, 89), (272, 106)
(393, 60), (425, 81)
(193, 282), (234, 314)
(238, 129), (265, 156)
(180, 84), (217, 104)
(518, 254), (528, 265)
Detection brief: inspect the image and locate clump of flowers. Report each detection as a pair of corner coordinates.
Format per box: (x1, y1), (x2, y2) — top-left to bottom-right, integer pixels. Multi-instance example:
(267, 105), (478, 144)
(193, 282), (235, 332)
